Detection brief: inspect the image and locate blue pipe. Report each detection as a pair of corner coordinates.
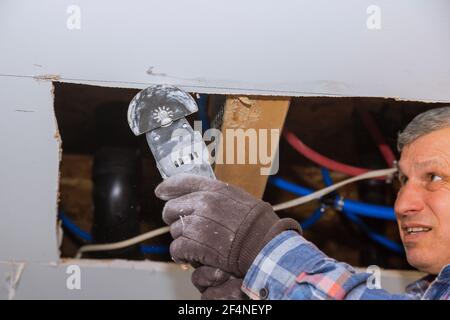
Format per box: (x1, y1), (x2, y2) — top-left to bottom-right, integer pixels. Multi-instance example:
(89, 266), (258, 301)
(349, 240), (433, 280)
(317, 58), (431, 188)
(321, 168), (403, 253)
(270, 172), (402, 253)
(339, 199), (395, 221)
(269, 176), (312, 196)
(320, 169), (396, 220)
(58, 211), (169, 254)
(343, 211), (403, 253)
(59, 211), (93, 242)
(197, 94), (210, 131)
(268, 176), (396, 221)
(300, 206), (325, 230)
(321, 167), (334, 186)
(140, 244), (170, 255)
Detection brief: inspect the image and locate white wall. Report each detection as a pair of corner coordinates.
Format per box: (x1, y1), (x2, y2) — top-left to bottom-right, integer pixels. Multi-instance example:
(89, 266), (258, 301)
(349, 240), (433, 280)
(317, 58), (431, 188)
(1, 0), (449, 101)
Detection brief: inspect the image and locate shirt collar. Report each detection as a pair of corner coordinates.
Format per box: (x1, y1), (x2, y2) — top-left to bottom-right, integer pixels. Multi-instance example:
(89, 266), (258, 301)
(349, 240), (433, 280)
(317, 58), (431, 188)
(406, 264), (450, 296)
(435, 264), (450, 283)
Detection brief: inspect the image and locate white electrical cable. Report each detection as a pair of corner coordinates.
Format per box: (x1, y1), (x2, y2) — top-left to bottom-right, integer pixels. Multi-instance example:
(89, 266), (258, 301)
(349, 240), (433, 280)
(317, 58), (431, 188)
(75, 226), (170, 258)
(75, 167), (397, 257)
(272, 167), (397, 211)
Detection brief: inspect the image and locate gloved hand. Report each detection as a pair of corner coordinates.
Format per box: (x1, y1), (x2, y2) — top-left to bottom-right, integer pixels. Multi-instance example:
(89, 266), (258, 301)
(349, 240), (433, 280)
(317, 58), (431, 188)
(155, 173), (302, 277)
(191, 266), (248, 300)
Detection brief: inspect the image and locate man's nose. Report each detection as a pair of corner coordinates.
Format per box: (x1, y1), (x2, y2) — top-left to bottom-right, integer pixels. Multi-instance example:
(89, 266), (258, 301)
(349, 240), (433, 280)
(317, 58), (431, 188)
(394, 182), (425, 218)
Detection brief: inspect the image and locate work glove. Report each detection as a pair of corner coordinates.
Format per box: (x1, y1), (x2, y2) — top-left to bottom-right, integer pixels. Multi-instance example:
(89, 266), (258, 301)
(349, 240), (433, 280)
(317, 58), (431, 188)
(155, 173), (302, 277)
(191, 266), (248, 300)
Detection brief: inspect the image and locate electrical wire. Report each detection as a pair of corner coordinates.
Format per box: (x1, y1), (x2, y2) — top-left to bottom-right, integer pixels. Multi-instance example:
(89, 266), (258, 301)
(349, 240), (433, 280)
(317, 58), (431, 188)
(272, 167), (397, 212)
(72, 168), (396, 257)
(71, 94), (210, 258)
(269, 176), (396, 221)
(320, 168), (403, 253)
(75, 226), (170, 258)
(269, 169), (401, 252)
(58, 211), (169, 256)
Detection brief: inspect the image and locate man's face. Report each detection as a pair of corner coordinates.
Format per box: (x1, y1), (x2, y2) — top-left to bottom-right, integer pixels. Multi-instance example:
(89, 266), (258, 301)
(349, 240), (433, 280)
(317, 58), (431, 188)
(395, 127), (450, 274)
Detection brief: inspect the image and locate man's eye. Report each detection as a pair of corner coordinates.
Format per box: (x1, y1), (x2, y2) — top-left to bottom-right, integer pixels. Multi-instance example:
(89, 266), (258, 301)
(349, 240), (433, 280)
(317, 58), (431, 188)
(429, 174), (443, 182)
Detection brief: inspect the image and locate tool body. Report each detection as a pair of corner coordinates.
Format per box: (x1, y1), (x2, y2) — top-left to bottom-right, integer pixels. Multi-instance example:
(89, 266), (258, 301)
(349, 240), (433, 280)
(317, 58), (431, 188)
(128, 85), (215, 179)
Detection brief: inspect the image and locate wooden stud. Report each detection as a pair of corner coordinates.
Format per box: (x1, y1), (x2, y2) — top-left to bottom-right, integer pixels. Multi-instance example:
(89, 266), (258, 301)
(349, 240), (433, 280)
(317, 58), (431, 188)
(213, 96), (290, 198)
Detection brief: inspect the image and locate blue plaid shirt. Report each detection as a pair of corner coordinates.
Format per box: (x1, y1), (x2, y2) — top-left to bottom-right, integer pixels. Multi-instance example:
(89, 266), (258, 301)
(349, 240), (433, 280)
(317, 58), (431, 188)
(241, 231), (450, 300)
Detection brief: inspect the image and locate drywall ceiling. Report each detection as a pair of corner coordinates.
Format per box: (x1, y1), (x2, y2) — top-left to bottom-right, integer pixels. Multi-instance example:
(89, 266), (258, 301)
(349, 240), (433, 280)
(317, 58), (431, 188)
(0, 0), (449, 101)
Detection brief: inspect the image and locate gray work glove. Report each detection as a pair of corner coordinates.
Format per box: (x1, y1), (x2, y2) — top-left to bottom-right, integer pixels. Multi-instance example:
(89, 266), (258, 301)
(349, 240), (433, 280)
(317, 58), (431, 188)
(155, 173), (302, 277)
(191, 266), (248, 300)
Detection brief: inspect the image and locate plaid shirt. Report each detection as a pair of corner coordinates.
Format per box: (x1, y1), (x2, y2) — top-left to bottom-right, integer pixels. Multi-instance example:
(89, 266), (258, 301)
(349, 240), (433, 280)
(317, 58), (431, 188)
(241, 231), (450, 300)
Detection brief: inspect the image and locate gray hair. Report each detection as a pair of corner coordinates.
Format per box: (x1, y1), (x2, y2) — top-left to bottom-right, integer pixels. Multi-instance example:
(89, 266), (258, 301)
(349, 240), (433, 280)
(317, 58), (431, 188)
(397, 106), (450, 152)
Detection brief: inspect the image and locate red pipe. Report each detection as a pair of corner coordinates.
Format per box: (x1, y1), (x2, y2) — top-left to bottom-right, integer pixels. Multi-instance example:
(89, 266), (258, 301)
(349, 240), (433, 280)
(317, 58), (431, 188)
(356, 109), (396, 167)
(283, 130), (371, 176)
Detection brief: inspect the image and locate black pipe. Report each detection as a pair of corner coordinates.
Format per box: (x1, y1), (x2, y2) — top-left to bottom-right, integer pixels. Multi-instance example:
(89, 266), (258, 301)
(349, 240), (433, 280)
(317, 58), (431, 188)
(91, 147), (143, 259)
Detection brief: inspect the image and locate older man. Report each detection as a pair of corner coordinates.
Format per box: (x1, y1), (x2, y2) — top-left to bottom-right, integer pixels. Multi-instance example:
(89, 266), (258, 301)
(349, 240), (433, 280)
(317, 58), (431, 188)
(155, 107), (450, 300)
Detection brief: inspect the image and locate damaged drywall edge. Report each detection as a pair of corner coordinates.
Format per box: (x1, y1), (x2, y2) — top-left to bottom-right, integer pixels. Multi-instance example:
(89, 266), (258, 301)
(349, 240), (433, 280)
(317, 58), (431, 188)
(5, 262), (25, 300)
(50, 82), (63, 259)
(55, 79), (369, 100)
(55, 77), (334, 97)
(2, 259), (198, 299)
(57, 258), (193, 273)
(46, 80), (64, 257)
(33, 74), (61, 82)
(3, 73), (450, 103)
(55, 79), (450, 104)
(52, 77), (450, 104)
